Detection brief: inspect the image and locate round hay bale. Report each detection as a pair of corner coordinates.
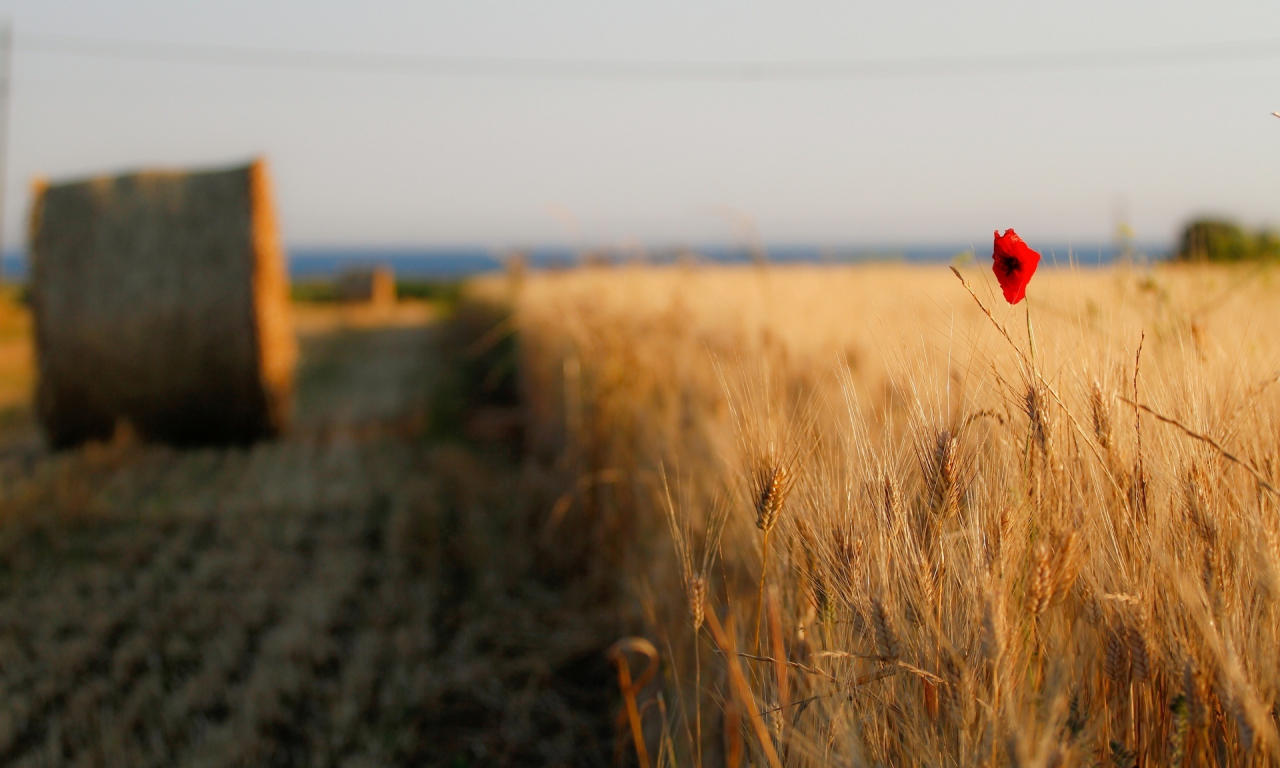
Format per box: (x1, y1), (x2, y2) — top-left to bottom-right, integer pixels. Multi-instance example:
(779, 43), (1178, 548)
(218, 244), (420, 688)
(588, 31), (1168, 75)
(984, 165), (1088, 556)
(29, 158), (296, 448)
(336, 265), (396, 307)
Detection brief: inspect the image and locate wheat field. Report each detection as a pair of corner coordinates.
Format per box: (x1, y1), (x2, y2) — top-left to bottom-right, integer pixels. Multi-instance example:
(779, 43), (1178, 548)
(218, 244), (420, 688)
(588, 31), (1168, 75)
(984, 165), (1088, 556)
(498, 261), (1280, 767)
(5, 261), (1280, 766)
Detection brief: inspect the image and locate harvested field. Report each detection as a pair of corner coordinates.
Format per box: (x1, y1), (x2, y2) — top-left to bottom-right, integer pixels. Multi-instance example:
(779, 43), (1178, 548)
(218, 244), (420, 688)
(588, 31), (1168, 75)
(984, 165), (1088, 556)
(0, 298), (618, 767)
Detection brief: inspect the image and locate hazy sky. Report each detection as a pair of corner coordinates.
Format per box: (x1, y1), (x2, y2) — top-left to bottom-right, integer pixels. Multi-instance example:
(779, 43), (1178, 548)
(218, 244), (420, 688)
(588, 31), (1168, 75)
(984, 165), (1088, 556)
(1, 1), (1280, 249)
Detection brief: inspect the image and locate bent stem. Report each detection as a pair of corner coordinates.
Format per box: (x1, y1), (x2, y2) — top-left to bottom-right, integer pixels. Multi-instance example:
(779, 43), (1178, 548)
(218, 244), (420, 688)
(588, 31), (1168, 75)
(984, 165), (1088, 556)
(1120, 395), (1280, 497)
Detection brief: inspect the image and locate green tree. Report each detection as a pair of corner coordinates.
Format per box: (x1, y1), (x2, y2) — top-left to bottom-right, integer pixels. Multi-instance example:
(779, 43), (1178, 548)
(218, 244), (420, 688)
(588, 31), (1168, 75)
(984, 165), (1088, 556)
(1176, 218), (1280, 261)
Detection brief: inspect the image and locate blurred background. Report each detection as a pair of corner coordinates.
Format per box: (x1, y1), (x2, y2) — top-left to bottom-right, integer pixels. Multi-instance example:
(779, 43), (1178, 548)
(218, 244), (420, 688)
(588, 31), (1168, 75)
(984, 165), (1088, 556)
(2, 3), (1280, 766)
(3, 0), (1280, 273)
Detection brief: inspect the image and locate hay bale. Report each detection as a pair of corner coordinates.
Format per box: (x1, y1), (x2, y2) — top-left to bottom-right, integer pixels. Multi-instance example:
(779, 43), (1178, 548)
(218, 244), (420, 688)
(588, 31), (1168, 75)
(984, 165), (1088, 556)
(336, 265), (396, 306)
(29, 158), (296, 448)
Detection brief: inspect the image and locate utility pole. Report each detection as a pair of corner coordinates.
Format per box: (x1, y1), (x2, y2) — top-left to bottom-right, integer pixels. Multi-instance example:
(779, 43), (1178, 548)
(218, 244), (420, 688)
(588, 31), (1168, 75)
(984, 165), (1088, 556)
(0, 20), (11, 283)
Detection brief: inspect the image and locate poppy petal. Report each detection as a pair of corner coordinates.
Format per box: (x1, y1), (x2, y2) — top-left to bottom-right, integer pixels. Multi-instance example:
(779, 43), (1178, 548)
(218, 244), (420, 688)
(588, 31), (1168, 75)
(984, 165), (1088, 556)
(992, 229), (1041, 305)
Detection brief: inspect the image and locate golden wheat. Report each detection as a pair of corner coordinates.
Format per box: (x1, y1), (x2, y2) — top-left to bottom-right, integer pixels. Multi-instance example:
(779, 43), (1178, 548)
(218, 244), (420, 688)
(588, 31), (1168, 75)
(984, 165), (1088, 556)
(500, 261), (1280, 766)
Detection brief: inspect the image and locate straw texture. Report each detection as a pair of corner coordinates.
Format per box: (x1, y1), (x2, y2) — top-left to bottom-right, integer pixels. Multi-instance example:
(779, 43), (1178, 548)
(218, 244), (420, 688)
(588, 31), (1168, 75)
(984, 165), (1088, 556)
(29, 158), (295, 447)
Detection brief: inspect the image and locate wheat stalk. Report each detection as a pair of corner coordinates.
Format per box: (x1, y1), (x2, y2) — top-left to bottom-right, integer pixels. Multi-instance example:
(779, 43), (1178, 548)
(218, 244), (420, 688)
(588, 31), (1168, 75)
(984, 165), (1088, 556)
(752, 462), (792, 653)
(1120, 396), (1280, 498)
(871, 597), (901, 661)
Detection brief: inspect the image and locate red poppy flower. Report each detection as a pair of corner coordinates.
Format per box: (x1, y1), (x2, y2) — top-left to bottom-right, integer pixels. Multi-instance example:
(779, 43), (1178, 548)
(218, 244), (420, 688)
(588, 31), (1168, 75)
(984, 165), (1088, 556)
(992, 229), (1040, 305)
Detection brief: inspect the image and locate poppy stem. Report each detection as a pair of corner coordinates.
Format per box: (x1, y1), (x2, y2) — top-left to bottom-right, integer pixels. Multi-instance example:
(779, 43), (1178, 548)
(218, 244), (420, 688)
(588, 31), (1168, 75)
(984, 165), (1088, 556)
(1024, 299), (1038, 371)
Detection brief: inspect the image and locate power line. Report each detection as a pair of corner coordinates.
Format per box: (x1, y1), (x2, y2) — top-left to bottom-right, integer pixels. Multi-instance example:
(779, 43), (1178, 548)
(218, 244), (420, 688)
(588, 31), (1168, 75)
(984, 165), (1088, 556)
(16, 32), (1280, 81)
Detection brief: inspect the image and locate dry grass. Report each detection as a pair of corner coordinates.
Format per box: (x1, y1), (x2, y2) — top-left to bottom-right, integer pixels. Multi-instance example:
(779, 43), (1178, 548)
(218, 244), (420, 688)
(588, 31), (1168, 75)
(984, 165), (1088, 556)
(502, 261), (1280, 766)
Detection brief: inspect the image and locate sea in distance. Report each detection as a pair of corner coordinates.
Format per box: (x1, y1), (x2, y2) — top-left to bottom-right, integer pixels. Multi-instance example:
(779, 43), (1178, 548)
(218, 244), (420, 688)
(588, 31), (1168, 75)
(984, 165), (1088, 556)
(0, 242), (1169, 283)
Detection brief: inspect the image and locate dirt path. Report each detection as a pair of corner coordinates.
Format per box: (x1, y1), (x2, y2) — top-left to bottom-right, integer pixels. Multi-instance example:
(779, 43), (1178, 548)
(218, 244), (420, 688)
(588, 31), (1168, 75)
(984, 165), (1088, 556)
(0, 304), (614, 767)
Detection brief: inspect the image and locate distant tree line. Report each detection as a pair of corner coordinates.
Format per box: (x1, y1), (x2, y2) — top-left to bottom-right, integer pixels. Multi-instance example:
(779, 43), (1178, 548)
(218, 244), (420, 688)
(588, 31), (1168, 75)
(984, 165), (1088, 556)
(1176, 218), (1280, 261)
(291, 277), (462, 306)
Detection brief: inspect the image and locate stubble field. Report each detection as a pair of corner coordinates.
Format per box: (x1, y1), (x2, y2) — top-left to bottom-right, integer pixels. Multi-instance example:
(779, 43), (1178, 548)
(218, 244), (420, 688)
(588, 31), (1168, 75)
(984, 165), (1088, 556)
(0, 299), (616, 767)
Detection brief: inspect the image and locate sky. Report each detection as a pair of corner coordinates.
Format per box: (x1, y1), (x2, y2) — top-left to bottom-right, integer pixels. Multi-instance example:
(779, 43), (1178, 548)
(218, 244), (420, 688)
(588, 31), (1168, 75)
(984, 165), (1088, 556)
(1, 1), (1279, 250)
